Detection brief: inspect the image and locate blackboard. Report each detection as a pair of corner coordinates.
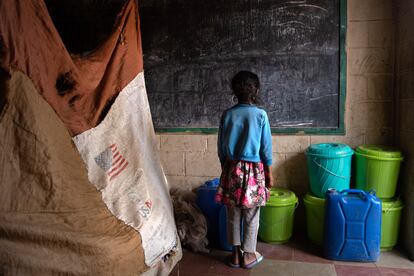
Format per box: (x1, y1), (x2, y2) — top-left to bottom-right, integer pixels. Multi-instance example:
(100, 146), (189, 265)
(139, 0), (346, 134)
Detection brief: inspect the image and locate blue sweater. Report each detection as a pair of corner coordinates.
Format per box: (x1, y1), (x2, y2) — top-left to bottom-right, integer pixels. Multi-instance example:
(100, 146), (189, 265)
(218, 104), (273, 166)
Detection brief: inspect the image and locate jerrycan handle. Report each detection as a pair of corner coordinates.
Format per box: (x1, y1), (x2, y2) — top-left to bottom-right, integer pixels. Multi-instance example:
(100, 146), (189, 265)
(340, 189), (369, 200)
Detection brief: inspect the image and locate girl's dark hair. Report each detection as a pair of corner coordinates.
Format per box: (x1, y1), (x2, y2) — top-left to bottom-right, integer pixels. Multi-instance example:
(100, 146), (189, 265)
(231, 70), (260, 104)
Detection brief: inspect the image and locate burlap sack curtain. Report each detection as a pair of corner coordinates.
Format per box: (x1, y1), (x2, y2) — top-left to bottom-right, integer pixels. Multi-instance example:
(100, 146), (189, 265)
(0, 0), (181, 274)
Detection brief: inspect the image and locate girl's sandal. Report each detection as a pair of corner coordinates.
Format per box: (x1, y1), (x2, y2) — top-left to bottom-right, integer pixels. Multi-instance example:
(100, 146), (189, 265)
(227, 248), (244, 268)
(242, 251), (264, 269)
(227, 259), (240, 268)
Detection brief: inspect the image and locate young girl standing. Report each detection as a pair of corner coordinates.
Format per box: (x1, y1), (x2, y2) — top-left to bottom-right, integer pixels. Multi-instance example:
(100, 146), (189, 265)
(215, 70), (273, 269)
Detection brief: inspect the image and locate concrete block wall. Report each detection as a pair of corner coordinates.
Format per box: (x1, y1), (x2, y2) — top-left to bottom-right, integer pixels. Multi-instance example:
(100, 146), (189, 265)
(396, 0), (414, 259)
(158, 0), (396, 198)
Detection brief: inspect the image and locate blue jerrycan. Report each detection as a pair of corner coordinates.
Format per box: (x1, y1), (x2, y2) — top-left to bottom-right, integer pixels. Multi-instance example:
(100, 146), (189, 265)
(196, 178), (221, 247)
(324, 189), (381, 262)
(196, 178), (243, 250)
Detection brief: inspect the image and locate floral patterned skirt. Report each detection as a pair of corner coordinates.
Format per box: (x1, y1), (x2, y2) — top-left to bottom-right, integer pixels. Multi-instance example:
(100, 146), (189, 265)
(215, 160), (269, 209)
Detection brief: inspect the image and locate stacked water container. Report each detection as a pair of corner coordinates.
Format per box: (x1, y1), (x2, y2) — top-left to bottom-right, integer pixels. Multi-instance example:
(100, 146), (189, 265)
(304, 143), (385, 262)
(303, 143), (354, 247)
(355, 145), (404, 251)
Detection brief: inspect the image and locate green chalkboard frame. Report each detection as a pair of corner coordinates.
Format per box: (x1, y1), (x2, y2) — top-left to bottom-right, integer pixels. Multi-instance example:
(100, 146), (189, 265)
(155, 0), (347, 135)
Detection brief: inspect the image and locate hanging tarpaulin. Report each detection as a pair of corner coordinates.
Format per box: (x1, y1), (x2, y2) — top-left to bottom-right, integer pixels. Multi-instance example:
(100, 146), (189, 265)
(73, 72), (178, 266)
(0, 0), (181, 272)
(0, 0), (141, 136)
(0, 70), (149, 275)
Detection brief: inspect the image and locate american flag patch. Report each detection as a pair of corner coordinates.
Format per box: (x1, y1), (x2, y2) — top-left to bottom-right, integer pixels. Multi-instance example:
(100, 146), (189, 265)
(94, 144), (129, 180)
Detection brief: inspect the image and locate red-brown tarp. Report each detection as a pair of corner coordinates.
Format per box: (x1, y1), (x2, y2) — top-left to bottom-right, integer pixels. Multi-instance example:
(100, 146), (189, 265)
(0, 0), (143, 136)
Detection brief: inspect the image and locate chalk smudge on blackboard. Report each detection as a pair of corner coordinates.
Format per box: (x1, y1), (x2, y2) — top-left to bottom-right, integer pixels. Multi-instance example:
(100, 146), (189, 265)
(139, 0), (340, 129)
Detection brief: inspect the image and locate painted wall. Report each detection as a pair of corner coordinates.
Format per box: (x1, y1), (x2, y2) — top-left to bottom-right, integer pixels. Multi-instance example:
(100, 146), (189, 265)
(157, 0), (395, 200)
(396, 0), (414, 259)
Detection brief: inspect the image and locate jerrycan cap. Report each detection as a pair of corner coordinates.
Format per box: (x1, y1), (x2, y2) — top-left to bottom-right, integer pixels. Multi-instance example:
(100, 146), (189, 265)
(199, 178), (220, 190)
